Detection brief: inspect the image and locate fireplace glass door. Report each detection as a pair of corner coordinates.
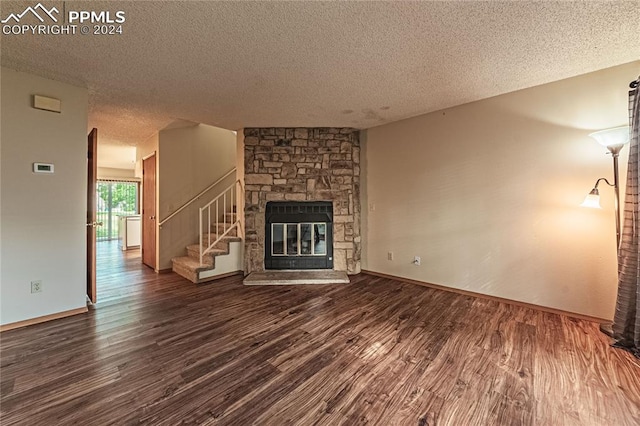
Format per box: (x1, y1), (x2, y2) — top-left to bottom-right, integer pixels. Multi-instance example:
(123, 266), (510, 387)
(265, 201), (333, 270)
(272, 223), (327, 257)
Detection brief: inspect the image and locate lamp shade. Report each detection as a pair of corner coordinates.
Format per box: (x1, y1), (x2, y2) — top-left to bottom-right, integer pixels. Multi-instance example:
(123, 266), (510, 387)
(588, 126), (630, 148)
(580, 188), (602, 209)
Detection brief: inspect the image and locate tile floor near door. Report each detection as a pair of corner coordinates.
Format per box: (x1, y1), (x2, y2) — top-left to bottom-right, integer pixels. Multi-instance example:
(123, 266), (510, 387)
(0, 241), (639, 425)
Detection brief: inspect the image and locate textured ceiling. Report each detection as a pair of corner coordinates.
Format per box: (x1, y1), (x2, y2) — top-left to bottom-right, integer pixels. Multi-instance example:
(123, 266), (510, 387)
(1, 1), (639, 147)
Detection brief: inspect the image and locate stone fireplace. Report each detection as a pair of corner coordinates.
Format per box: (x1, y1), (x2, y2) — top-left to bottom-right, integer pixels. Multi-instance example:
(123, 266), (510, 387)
(243, 127), (361, 275)
(265, 201), (333, 270)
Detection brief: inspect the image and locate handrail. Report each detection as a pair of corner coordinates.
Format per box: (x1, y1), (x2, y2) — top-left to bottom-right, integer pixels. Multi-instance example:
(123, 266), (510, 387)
(199, 180), (242, 265)
(159, 167), (236, 227)
(201, 182), (236, 210)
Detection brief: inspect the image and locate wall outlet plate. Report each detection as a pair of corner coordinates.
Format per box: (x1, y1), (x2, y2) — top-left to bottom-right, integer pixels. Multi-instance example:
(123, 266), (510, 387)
(413, 256), (421, 266)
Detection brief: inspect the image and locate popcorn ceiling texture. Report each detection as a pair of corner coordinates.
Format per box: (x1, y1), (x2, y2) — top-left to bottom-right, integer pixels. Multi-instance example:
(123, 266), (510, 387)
(1, 1), (639, 147)
(243, 128), (361, 275)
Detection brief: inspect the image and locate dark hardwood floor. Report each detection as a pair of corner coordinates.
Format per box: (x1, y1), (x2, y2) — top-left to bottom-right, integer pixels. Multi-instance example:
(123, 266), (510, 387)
(1, 241), (639, 425)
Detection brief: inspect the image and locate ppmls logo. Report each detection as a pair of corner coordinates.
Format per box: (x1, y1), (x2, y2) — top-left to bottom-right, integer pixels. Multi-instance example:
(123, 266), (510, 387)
(2, 2), (125, 36)
(1, 3), (59, 24)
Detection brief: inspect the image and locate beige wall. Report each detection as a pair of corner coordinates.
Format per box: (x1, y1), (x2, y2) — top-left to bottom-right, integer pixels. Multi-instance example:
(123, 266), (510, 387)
(97, 167), (137, 180)
(1, 68), (89, 325)
(157, 124), (237, 269)
(362, 61), (639, 320)
(236, 131), (245, 241)
(135, 133), (159, 179)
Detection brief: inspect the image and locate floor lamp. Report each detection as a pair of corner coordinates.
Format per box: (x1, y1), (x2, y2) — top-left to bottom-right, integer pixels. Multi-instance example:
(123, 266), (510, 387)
(581, 125), (630, 335)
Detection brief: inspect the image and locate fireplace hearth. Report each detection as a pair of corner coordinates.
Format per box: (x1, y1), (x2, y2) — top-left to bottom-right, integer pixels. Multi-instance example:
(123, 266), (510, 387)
(265, 201), (333, 270)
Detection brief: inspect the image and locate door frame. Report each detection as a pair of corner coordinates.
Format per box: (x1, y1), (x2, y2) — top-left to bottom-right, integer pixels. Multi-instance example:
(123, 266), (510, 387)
(86, 128), (98, 303)
(142, 152), (157, 270)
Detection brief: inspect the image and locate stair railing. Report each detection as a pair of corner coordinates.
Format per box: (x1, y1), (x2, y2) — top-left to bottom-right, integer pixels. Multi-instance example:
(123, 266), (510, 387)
(158, 167), (236, 228)
(199, 179), (243, 265)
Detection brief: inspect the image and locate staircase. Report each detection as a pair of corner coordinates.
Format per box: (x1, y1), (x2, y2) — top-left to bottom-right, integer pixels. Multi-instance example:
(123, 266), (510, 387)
(170, 180), (243, 284)
(171, 213), (242, 283)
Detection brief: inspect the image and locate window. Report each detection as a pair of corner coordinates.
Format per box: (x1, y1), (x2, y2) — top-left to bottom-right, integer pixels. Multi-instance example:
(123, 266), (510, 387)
(96, 180), (139, 241)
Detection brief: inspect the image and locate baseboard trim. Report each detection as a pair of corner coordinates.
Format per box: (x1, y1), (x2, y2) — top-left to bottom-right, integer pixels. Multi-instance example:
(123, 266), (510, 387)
(199, 270), (244, 283)
(0, 307), (88, 332)
(158, 268), (173, 274)
(361, 270), (609, 323)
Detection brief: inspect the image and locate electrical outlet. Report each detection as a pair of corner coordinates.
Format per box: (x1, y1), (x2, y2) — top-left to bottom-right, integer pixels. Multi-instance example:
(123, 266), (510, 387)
(388, 251), (394, 261)
(31, 280), (42, 293)
(413, 256), (421, 266)
(369, 203), (376, 212)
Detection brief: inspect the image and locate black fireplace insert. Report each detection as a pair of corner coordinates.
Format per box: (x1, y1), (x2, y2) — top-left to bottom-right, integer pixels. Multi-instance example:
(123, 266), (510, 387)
(265, 201), (333, 270)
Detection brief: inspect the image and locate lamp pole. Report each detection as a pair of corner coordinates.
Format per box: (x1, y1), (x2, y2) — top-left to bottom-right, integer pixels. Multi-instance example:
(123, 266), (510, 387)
(582, 127), (630, 338)
(604, 145), (621, 338)
(609, 144), (623, 250)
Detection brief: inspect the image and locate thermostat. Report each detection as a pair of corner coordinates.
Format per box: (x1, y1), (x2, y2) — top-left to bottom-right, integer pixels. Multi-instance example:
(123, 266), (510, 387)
(33, 163), (54, 174)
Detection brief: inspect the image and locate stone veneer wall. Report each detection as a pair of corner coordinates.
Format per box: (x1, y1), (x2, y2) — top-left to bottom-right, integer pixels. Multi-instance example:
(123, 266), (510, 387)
(243, 127), (361, 275)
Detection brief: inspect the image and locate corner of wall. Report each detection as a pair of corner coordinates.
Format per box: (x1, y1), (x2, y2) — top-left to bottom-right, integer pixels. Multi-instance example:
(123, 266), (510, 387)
(360, 130), (368, 271)
(236, 130), (245, 245)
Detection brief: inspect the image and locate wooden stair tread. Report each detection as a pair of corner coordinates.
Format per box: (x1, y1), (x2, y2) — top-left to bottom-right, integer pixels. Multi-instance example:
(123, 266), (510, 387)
(171, 256), (213, 271)
(172, 221), (242, 284)
(186, 245), (228, 255)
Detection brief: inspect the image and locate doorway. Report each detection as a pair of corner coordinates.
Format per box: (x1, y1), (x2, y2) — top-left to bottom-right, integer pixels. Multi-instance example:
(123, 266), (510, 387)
(94, 179), (143, 299)
(96, 180), (139, 241)
(89, 135), (145, 302)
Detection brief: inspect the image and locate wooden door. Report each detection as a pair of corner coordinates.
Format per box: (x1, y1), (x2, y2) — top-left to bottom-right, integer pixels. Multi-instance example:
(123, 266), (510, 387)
(86, 128), (98, 303)
(142, 154), (157, 269)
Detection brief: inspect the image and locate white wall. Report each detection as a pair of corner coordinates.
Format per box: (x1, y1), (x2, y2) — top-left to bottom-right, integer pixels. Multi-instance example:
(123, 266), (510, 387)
(1, 68), (89, 325)
(158, 124), (237, 269)
(362, 62), (639, 320)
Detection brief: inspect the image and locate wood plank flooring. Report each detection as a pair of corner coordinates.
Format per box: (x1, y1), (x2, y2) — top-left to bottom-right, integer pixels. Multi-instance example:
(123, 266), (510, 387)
(1, 241), (639, 425)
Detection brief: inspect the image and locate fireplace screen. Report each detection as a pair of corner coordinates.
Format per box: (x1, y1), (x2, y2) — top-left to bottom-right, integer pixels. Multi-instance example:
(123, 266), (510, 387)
(265, 202), (333, 269)
(272, 223), (327, 256)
